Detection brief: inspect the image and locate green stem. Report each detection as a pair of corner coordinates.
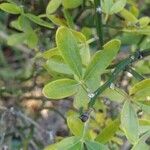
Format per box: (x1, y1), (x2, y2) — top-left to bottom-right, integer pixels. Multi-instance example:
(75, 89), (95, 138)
(94, 0), (103, 49)
(127, 67), (145, 81)
(88, 49), (150, 108)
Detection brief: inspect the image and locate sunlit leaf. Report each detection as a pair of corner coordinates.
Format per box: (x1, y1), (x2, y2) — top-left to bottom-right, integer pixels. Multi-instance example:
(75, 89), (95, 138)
(43, 78), (78, 99)
(67, 115), (84, 136)
(62, 0), (83, 9)
(85, 140), (109, 150)
(74, 85), (89, 109)
(131, 130), (150, 150)
(42, 48), (60, 59)
(121, 100), (139, 144)
(130, 79), (150, 101)
(46, 0), (62, 15)
(84, 39), (121, 84)
(45, 57), (73, 75)
(120, 8), (137, 22)
(56, 27), (83, 78)
(0, 3), (22, 14)
(101, 88), (125, 102)
(44, 136), (82, 150)
(110, 0), (126, 14)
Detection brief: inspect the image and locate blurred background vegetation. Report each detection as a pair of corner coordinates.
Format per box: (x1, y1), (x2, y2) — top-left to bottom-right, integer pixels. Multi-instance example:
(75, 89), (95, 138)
(0, 0), (150, 150)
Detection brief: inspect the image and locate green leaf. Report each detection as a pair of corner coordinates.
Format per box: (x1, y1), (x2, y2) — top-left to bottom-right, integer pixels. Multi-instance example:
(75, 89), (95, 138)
(79, 43), (91, 66)
(42, 48), (60, 59)
(86, 73), (101, 92)
(139, 119), (150, 134)
(122, 26), (150, 35)
(7, 33), (26, 46)
(47, 15), (67, 26)
(71, 30), (86, 43)
(121, 100), (139, 144)
(84, 39), (121, 82)
(62, 0), (83, 9)
(110, 0), (126, 14)
(101, 0), (113, 14)
(25, 30), (38, 48)
(137, 101), (150, 114)
(0, 3), (22, 14)
(67, 115), (84, 136)
(46, 0), (62, 15)
(101, 88), (125, 102)
(95, 118), (120, 144)
(44, 136), (82, 150)
(25, 13), (54, 29)
(131, 130), (150, 150)
(43, 79), (78, 99)
(71, 30), (91, 66)
(10, 18), (22, 31)
(120, 8), (138, 22)
(18, 15), (32, 32)
(74, 85), (89, 109)
(139, 17), (150, 27)
(63, 9), (74, 28)
(45, 57), (73, 75)
(56, 27), (83, 78)
(130, 79), (150, 101)
(85, 140), (108, 150)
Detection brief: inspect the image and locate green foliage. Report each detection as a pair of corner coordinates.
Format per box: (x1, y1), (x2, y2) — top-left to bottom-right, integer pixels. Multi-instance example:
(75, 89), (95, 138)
(56, 27), (83, 78)
(0, 2), (22, 14)
(0, 0), (150, 149)
(62, 0), (83, 9)
(46, 0), (62, 15)
(95, 118), (120, 144)
(121, 100), (139, 144)
(43, 79), (78, 99)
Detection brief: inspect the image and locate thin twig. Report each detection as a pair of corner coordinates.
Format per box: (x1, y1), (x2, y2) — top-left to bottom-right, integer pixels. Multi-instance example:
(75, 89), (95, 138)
(88, 49), (150, 108)
(127, 67), (145, 81)
(94, 0), (103, 49)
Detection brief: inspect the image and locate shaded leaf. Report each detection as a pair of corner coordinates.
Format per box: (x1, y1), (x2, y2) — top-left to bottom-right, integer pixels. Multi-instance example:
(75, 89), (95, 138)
(7, 33), (26, 46)
(95, 118), (120, 144)
(25, 30), (38, 48)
